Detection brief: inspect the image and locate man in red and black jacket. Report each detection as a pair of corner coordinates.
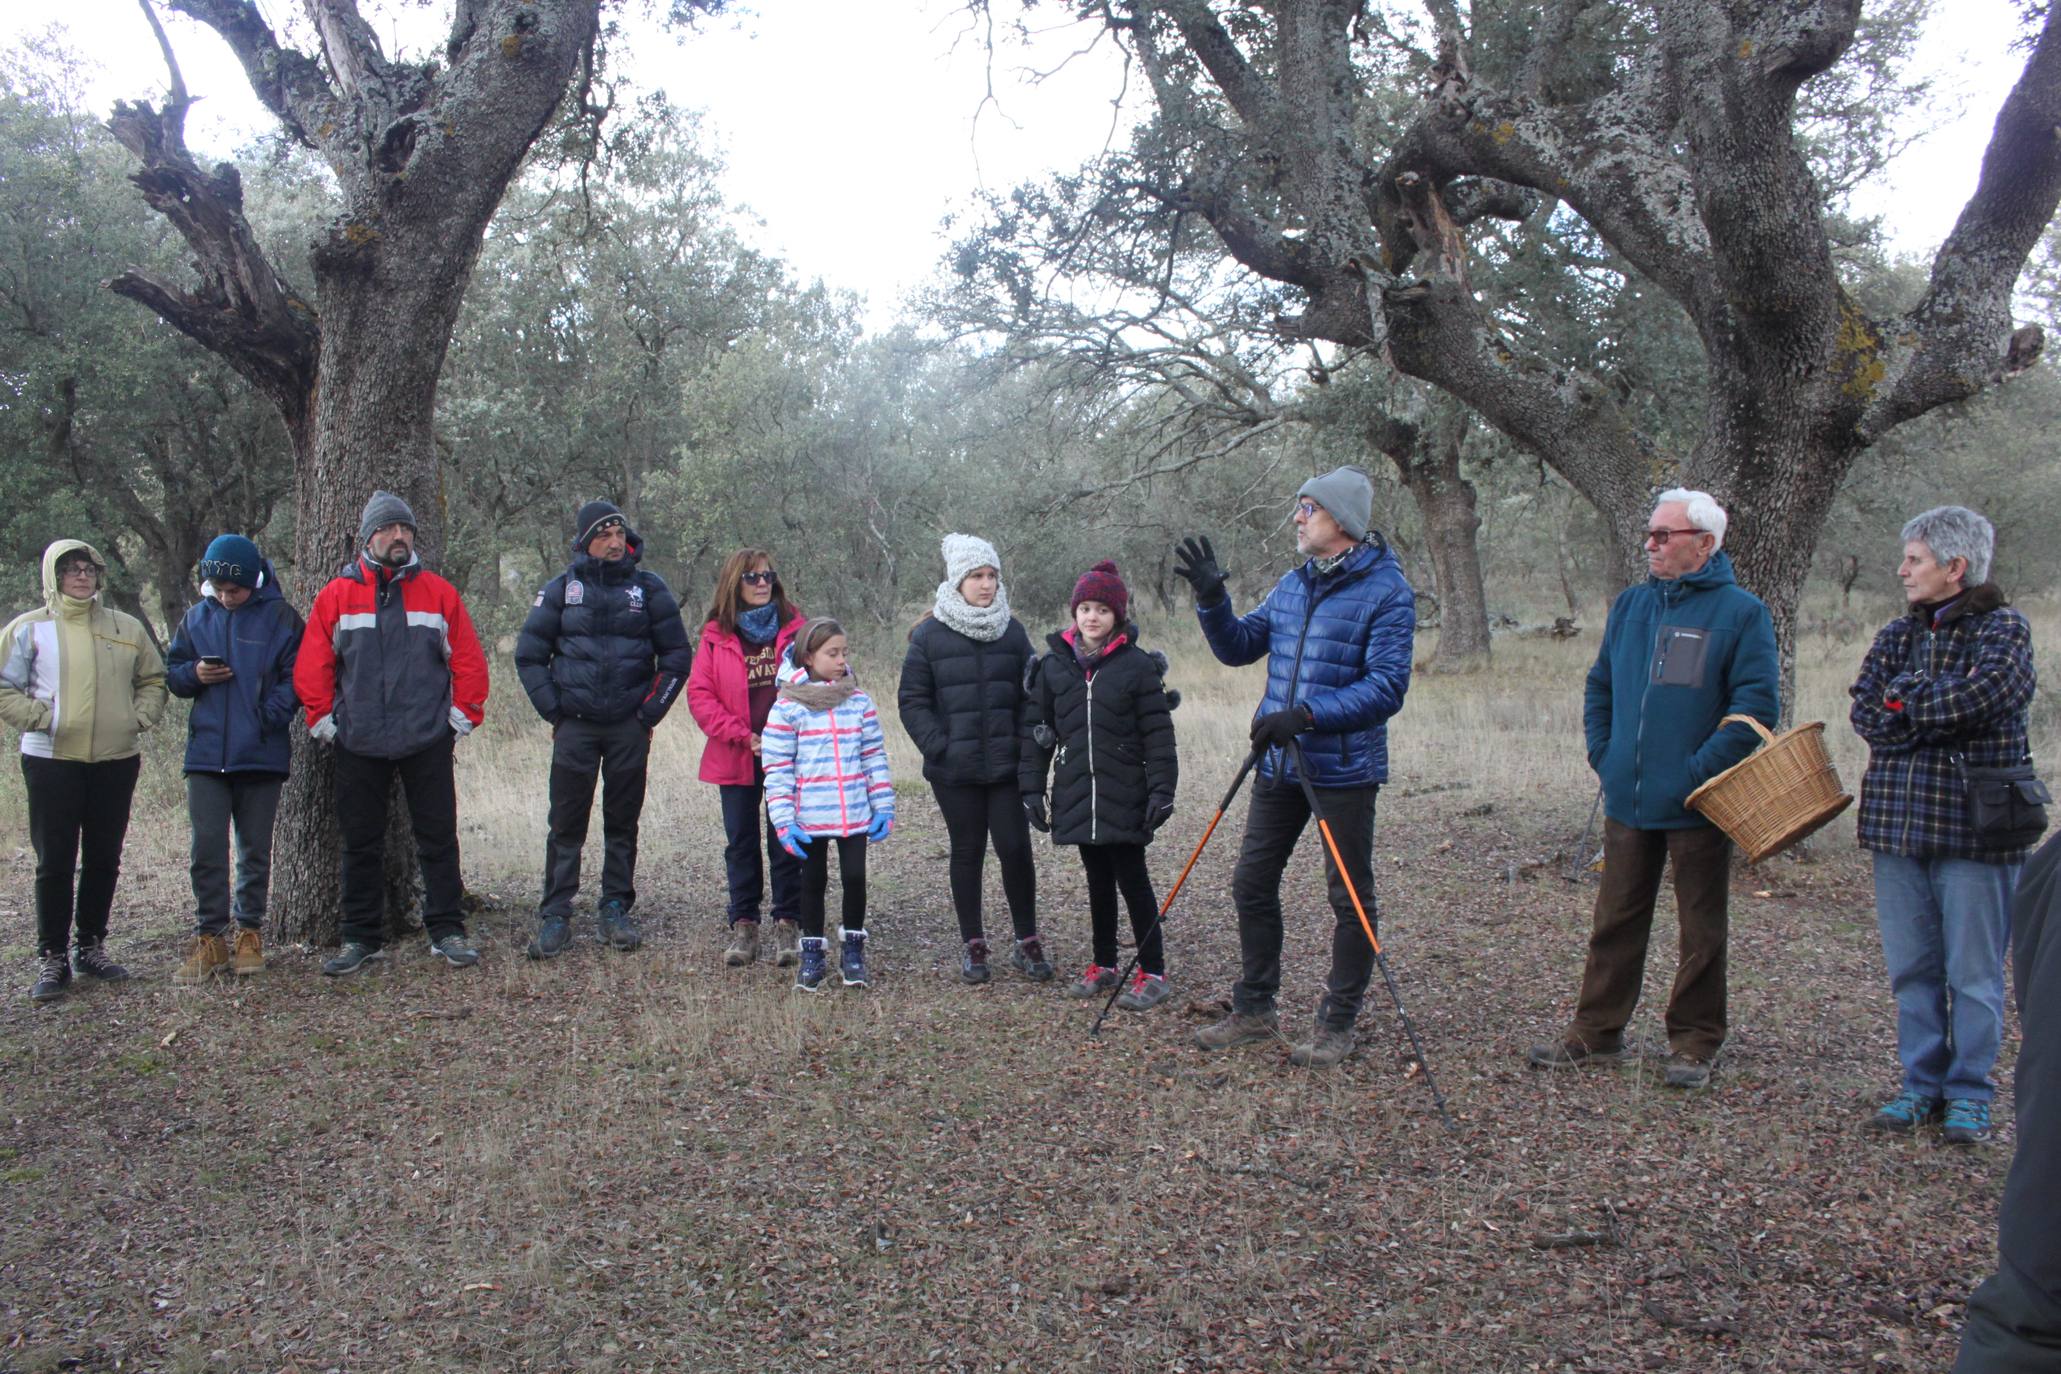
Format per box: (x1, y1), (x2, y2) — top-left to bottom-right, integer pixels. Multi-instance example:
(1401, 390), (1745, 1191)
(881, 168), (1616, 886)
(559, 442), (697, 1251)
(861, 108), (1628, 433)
(294, 491), (490, 976)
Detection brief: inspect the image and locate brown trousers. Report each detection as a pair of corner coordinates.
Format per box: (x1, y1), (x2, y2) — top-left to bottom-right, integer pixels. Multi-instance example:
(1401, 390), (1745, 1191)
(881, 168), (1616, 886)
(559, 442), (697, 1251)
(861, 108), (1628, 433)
(1568, 817), (1733, 1059)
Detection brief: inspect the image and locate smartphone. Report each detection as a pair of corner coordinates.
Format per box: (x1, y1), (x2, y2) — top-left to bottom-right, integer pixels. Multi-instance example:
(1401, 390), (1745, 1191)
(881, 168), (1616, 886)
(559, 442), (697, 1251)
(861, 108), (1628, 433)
(200, 655), (228, 668)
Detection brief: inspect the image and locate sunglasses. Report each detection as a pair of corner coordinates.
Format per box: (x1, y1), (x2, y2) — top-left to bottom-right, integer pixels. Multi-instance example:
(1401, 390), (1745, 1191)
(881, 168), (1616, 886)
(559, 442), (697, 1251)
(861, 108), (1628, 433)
(741, 570), (777, 586)
(1643, 527), (1706, 547)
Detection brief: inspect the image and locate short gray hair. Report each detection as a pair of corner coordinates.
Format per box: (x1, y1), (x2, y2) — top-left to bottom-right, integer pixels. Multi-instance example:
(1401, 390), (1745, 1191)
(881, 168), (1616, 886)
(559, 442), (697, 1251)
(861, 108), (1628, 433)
(1901, 505), (1994, 586)
(1655, 488), (1728, 551)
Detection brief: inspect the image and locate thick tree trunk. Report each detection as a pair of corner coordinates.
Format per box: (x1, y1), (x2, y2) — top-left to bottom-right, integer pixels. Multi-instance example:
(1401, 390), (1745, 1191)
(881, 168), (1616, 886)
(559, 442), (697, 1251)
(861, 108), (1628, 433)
(1393, 420), (1490, 672)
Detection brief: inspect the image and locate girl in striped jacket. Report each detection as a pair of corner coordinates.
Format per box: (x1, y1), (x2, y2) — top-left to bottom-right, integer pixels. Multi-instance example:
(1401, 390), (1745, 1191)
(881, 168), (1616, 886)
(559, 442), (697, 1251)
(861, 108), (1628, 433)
(763, 619), (894, 990)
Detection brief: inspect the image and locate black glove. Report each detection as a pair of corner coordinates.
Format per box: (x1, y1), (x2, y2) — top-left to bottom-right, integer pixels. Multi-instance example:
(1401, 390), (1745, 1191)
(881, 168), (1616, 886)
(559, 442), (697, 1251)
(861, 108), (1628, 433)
(1250, 705), (1312, 749)
(1024, 795), (1050, 833)
(1173, 535), (1229, 608)
(1147, 797), (1175, 832)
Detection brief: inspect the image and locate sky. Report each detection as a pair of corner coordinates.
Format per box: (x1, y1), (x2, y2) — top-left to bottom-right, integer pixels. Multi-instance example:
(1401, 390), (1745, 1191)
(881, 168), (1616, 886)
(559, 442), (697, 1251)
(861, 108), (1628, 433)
(0, 0), (2036, 328)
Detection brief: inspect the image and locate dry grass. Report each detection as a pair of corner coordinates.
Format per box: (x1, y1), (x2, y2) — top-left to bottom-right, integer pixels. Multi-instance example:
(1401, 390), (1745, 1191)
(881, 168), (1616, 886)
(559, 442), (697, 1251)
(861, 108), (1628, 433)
(0, 599), (2051, 1371)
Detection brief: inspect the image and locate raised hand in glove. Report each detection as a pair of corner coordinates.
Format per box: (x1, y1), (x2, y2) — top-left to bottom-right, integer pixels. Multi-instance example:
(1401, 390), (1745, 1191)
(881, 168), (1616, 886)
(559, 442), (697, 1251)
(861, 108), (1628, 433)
(1023, 795), (1051, 833)
(1250, 705), (1313, 749)
(1173, 535), (1229, 608)
(1147, 796), (1175, 832)
(778, 825), (813, 859)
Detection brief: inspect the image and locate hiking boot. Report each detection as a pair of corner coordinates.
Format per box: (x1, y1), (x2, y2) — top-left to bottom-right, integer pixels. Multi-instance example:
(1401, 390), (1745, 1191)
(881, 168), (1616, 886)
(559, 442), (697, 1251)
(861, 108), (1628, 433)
(771, 919), (801, 967)
(1195, 1008), (1280, 1052)
(1527, 1038), (1634, 1070)
(231, 928), (265, 977)
(960, 938), (991, 985)
(1114, 970), (1172, 1012)
(29, 954), (70, 1004)
(429, 933), (480, 969)
(1011, 936), (1054, 982)
(1942, 1098), (1993, 1145)
(1066, 964), (1122, 999)
(1869, 1090), (1944, 1135)
(528, 914), (571, 960)
(1662, 1052), (1713, 1090)
(597, 899), (642, 952)
(839, 929), (869, 987)
(795, 936), (829, 993)
(1291, 1024), (1357, 1068)
(724, 920), (761, 967)
(173, 934), (232, 985)
(72, 942), (129, 982)
(322, 942), (386, 977)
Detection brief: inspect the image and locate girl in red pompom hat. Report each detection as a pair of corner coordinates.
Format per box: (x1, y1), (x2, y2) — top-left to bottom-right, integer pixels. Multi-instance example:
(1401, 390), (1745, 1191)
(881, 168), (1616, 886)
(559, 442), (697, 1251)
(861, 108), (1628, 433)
(1022, 561), (1181, 1010)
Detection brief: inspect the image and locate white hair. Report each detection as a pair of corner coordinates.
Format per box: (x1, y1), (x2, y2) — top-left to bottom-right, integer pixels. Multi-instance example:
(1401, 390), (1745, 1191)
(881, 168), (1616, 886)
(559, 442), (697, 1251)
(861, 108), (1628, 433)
(1655, 488), (1727, 551)
(1901, 505), (1994, 586)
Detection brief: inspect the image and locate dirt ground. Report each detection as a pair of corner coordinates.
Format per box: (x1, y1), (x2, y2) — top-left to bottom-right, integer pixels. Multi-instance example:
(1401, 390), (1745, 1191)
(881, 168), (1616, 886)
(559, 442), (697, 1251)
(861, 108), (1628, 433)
(0, 733), (2015, 1373)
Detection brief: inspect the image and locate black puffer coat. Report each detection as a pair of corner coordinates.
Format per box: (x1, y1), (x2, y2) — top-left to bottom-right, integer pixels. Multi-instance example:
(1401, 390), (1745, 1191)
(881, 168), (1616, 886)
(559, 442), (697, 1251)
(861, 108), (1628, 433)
(516, 535), (692, 728)
(898, 614), (1036, 786)
(1021, 625), (1177, 847)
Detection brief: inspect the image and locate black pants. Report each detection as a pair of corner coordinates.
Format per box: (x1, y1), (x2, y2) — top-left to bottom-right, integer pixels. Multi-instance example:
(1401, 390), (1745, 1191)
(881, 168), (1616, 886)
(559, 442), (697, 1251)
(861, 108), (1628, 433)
(540, 717), (649, 920)
(22, 754), (141, 957)
(334, 737), (464, 947)
(187, 771), (284, 935)
(931, 780), (1038, 943)
(800, 834), (867, 938)
(1080, 842), (1164, 976)
(1230, 775), (1379, 1030)
(719, 777), (802, 926)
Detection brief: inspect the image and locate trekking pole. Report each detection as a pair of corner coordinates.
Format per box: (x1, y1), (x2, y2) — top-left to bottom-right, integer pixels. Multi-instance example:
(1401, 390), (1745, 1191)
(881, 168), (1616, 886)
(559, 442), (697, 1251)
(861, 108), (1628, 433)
(1565, 784), (1604, 883)
(1090, 743), (1265, 1038)
(1286, 740), (1457, 1133)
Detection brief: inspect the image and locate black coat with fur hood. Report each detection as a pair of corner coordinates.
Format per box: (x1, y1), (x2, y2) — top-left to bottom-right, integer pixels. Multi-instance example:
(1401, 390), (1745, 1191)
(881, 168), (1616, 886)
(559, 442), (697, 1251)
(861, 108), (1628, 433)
(1020, 624), (1177, 847)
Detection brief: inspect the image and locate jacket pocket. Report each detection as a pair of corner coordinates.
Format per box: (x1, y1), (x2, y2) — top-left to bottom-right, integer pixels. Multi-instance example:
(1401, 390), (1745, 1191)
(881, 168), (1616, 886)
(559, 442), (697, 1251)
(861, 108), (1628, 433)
(1650, 625), (1711, 688)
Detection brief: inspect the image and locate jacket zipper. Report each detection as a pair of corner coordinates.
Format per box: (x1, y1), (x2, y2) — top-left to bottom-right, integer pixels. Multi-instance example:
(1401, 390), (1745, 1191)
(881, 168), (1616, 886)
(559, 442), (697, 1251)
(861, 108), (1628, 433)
(1085, 666), (1098, 843)
(1279, 566), (1357, 779)
(1632, 580), (1683, 825)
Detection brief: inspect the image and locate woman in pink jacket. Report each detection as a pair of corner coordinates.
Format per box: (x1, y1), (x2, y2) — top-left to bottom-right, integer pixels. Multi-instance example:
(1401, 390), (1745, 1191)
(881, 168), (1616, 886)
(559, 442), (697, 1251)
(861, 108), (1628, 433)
(687, 548), (805, 968)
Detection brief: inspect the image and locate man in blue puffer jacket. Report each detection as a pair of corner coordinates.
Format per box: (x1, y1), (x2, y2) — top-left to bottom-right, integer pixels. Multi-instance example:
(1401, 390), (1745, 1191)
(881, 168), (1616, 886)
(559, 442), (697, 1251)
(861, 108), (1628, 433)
(1176, 466), (1416, 1069)
(165, 534), (305, 983)
(1527, 488), (1778, 1091)
(516, 500), (692, 959)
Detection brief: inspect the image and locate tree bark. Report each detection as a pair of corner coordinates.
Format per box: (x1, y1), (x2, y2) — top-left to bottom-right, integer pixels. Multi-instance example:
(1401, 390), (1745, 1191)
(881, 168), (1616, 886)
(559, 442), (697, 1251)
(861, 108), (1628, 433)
(1368, 402), (1490, 671)
(109, 0), (601, 941)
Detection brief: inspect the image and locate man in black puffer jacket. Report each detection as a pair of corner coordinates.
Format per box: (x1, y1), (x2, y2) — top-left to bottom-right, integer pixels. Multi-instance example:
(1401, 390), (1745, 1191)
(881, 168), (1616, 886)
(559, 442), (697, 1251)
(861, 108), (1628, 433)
(516, 500), (692, 958)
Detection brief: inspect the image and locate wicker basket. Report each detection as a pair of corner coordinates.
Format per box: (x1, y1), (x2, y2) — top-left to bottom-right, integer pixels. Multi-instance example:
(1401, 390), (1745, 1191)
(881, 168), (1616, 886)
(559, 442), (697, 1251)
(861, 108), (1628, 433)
(1684, 714), (1853, 864)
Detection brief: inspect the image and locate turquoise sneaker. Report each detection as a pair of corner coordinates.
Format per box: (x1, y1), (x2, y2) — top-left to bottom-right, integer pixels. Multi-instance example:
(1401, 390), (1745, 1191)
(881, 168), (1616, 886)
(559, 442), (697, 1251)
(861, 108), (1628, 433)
(1869, 1090), (1944, 1134)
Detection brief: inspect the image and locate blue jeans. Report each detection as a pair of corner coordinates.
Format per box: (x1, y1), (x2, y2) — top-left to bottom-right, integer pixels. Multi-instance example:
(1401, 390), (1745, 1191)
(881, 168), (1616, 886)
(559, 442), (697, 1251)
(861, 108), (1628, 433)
(1873, 852), (2020, 1102)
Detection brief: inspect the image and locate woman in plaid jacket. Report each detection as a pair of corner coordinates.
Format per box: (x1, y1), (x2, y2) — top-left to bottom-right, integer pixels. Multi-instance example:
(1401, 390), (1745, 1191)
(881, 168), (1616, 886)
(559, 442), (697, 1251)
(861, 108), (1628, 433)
(1851, 505), (2038, 1145)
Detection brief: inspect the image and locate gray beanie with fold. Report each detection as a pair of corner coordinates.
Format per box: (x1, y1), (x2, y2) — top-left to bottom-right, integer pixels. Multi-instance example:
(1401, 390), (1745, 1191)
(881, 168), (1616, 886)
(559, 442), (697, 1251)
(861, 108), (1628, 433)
(1296, 466), (1374, 543)
(359, 490), (418, 547)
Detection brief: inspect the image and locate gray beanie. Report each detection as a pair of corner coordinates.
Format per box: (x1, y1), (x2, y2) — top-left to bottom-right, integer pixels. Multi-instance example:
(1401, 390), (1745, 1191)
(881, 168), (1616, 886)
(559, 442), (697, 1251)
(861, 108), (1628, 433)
(1296, 466), (1374, 542)
(359, 490), (417, 547)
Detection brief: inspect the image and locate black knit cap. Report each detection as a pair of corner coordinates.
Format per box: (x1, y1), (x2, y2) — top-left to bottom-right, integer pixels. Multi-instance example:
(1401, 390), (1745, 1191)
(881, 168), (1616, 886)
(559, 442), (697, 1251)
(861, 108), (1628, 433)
(573, 499), (628, 553)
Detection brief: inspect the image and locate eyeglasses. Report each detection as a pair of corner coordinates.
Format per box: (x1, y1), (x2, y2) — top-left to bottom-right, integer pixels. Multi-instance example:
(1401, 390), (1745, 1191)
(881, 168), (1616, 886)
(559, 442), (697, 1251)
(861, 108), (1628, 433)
(1643, 527), (1706, 547)
(1295, 499), (1321, 518)
(58, 563), (100, 579)
(741, 570), (777, 586)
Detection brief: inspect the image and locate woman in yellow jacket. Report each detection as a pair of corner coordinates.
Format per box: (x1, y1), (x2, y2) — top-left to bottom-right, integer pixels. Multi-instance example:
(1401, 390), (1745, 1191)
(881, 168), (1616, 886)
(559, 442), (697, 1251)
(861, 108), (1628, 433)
(0, 540), (168, 1002)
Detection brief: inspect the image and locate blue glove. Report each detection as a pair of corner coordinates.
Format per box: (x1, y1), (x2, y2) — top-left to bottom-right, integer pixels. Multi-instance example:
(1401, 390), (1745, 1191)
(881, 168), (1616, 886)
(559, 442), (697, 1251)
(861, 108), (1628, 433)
(778, 825), (812, 859)
(866, 813), (893, 843)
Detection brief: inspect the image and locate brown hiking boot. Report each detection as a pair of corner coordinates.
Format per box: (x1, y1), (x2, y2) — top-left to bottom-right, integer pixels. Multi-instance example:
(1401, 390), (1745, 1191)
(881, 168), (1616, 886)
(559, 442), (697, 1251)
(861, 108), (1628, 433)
(173, 935), (231, 985)
(1290, 1024), (1357, 1068)
(1194, 1008), (1280, 1052)
(770, 919), (802, 968)
(724, 921), (761, 967)
(231, 928), (264, 977)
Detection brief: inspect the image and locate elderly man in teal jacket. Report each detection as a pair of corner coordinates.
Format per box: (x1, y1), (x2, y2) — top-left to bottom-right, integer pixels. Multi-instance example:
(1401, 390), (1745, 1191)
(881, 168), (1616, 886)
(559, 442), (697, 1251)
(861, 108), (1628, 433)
(1529, 488), (1779, 1090)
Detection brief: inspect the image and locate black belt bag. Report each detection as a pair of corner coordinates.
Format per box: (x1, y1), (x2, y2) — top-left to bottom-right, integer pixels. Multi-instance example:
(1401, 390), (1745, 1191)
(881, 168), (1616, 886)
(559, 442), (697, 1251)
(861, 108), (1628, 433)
(1956, 755), (2053, 850)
